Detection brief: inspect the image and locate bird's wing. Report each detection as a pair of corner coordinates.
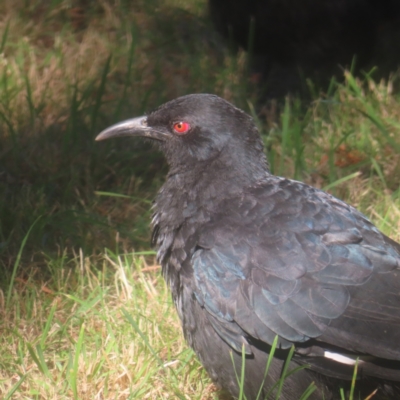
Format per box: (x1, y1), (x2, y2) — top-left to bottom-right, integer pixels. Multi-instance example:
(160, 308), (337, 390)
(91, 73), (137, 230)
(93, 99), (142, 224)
(192, 177), (400, 360)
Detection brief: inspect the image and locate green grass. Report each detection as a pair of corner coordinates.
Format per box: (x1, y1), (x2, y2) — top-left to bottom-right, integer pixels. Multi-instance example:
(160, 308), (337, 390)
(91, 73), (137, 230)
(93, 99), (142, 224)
(0, 0), (400, 398)
(0, 250), (213, 399)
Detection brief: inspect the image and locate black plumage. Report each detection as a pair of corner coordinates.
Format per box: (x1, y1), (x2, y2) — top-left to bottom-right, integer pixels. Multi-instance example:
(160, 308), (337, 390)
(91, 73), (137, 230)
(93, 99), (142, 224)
(96, 94), (400, 399)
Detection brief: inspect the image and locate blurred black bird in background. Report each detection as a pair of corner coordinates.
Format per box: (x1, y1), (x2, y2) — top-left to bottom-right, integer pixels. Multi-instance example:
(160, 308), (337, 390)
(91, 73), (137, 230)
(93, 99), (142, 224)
(96, 94), (400, 399)
(209, 0), (400, 97)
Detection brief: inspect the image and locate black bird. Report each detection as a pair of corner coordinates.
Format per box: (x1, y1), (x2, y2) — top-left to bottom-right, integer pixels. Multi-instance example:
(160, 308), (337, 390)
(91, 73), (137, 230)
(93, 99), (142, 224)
(96, 94), (400, 399)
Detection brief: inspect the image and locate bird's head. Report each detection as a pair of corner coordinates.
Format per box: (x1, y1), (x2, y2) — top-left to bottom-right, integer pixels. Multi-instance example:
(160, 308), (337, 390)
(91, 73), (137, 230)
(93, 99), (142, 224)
(96, 94), (268, 179)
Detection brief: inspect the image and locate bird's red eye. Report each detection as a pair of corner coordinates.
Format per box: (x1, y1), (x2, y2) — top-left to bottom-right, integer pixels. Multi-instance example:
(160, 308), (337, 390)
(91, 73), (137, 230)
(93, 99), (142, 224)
(173, 121), (191, 134)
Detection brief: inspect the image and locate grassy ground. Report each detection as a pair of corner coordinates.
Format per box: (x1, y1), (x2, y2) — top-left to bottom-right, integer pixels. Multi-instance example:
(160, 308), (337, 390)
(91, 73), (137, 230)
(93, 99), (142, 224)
(0, 0), (400, 399)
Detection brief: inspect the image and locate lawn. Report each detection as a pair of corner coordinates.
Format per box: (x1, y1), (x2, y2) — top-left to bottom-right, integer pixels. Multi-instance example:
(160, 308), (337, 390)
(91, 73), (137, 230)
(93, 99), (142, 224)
(0, 1), (399, 399)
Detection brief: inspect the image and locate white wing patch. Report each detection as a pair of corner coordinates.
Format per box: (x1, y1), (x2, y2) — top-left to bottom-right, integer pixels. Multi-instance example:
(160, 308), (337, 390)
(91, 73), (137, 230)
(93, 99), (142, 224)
(324, 351), (365, 366)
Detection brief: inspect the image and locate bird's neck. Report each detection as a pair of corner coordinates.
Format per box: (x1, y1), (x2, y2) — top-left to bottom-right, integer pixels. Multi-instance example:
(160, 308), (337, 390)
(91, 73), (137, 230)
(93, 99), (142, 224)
(155, 158), (269, 231)
(172, 150), (268, 192)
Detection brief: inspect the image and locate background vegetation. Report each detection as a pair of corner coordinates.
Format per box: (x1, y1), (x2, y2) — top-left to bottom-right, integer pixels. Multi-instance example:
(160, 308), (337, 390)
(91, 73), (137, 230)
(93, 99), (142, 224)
(0, 0), (399, 398)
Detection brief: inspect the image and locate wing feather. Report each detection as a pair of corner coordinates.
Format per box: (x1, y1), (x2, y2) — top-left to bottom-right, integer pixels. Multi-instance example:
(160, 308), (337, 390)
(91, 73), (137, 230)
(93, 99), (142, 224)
(189, 177), (400, 362)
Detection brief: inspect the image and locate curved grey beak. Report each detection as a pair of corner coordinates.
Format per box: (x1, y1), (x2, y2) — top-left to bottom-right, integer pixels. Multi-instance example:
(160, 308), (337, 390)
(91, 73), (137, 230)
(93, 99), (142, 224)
(95, 116), (168, 142)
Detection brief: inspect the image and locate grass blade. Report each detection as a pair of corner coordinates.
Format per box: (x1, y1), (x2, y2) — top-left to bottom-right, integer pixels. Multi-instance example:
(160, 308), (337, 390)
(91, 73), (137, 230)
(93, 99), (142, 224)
(40, 302), (58, 349)
(4, 374), (27, 400)
(95, 191), (152, 204)
(69, 321), (86, 400)
(0, 19), (10, 54)
(322, 172), (361, 192)
(90, 55), (112, 133)
(256, 335), (278, 400)
(121, 307), (164, 367)
(275, 346), (295, 399)
(6, 216), (41, 310)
